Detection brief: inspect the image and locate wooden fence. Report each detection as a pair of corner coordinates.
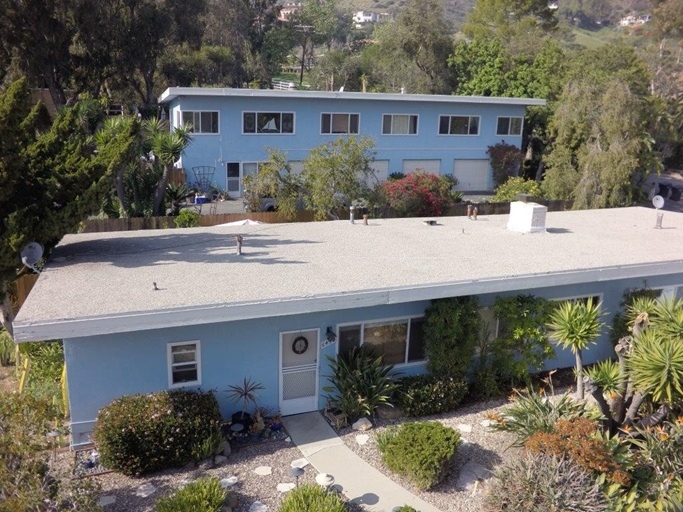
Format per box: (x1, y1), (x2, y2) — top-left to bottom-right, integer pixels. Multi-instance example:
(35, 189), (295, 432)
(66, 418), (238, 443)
(79, 200), (572, 233)
(12, 274), (39, 315)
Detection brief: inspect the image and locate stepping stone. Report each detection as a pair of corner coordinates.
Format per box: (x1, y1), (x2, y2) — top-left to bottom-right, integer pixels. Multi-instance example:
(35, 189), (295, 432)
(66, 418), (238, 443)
(97, 495), (116, 507)
(135, 483), (156, 498)
(356, 434), (369, 445)
(249, 501), (268, 512)
(254, 466), (272, 476)
(290, 458), (309, 469)
(377, 404), (403, 420)
(277, 483), (296, 493)
(352, 417), (372, 431)
(220, 476), (239, 488)
(456, 461), (493, 493)
(456, 424), (473, 433)
(480, 419), (495, 428)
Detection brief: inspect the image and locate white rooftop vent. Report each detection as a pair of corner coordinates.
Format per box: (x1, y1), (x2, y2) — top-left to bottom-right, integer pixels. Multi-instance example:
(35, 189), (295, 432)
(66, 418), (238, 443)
(507, 194), (547, 233)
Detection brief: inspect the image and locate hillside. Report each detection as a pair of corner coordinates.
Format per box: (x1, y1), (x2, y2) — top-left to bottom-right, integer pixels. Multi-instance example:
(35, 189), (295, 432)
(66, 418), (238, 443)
(333, 0), (655, 34)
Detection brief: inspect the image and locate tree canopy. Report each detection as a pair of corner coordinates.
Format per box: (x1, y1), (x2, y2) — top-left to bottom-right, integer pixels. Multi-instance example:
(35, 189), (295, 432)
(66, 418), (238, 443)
(0, 78), (137, 335)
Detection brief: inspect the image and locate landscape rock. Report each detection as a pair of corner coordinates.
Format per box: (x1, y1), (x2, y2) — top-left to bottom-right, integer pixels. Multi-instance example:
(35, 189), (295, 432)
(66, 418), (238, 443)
(220, 476), (239, 488)
(356, 434), (369, 445)
(249, 501), (268, 512)
(97, 495), (116, 507)
(135, 483), (156, 498)
(290, 457), (309, 469)
(199, 459), (214, 470)
(226, 493), (239, 508)
(277, 483), (296, 492)
(480, 419), (495, 428)
(376, 404), (403, 420)
(254, 466), (272, 476)
(220, 441), (232, 457)
(215, 455), (228, 465)
(352, 417), (373, 431)
(456, 423), (473, 433)
(455, 461), (493, 493)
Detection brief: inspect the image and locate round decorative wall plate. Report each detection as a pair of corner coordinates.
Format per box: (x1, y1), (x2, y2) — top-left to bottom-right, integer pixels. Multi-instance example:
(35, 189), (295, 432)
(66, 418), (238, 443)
(292, 336), (309, 355)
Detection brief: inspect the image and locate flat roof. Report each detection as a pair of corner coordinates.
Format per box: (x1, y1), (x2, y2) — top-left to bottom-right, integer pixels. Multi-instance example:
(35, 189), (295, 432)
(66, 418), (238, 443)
(13, 207), (683, 342)
(158, 87), (546, 107)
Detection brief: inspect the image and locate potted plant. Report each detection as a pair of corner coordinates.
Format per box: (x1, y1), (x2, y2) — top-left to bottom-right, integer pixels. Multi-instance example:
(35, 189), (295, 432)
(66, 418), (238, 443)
(226, 377), (264, 428)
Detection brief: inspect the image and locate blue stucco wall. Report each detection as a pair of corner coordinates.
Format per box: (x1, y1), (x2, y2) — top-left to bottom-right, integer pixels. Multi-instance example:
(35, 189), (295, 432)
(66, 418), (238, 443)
(167, 94), (528, 193)
(65, 273), (683, 446)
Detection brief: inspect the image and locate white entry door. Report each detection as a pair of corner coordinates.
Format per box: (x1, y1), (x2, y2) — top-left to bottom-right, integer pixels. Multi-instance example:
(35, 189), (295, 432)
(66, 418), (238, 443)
(280, 329), (319, 416)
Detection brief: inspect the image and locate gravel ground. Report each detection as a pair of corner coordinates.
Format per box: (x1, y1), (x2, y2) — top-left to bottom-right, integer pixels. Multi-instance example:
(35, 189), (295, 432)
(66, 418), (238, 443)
(53, 393), (564, 512)
(53, 439), (363, 512)
(336, 397), (524, 512)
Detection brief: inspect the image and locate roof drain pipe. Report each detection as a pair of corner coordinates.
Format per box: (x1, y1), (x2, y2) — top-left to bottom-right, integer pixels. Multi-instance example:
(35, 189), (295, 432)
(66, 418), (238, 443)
(350, 205), (355, 224)
(236, 235), (243, 255)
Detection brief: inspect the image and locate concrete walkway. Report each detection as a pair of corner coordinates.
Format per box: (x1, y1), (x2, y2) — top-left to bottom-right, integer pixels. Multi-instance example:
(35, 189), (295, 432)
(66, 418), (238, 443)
(282, 412), (443, 512)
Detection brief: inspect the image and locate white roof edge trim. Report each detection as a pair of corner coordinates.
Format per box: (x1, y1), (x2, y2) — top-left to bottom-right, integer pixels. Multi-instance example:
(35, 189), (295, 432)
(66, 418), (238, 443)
(158, 87), (546, 107)
(13, 261), (683, 343)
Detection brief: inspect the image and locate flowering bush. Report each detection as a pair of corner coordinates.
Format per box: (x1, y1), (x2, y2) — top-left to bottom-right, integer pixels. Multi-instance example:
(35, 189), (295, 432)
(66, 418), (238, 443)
(382, 171), (459, 217)
(93, 389), (222, 476)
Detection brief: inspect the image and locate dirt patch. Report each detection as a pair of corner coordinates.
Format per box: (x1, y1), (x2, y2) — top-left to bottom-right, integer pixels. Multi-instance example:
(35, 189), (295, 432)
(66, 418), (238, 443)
(0, 364), (17, 394)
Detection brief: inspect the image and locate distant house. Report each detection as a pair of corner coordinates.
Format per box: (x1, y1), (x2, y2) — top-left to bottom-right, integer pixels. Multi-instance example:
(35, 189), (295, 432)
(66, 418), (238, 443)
(13, 206), (683, 448)
(279, 2), (301, 21)
(353, 10), (381, 25)
(158, 87), (545, 195)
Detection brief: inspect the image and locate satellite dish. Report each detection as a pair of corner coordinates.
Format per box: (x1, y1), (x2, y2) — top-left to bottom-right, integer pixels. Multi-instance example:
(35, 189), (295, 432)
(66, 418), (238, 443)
(652, 195), (665, 210)
(20, 242), (43, 267)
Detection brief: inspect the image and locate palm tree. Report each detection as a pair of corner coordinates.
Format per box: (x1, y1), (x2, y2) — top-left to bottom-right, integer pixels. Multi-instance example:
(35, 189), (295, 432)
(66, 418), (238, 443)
(547, 298), (604, 399)
(146, 118), (192, 217)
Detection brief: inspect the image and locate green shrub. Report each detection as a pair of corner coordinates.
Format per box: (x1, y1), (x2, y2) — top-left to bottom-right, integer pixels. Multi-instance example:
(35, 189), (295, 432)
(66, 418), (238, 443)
(393, 507), (419, 512)
(424, 296), (481, 379)
(93, 389), (222, 476)
(156, 477), (227, 512)
(483, 452), (608, 512)
(0, 329), (15, 366)
(375, 426), (399, 453)
(0, 392), (97, 511)
(277, 483), (347, 512)
(174, 209), (200, 228)
(191, 426), (224, 464)
(324, 345), (398, 420)
(491, 177), (543, 202)
(379, 421), (460, 490)
(396, 375), (468, 417)
(489, 390), (603, 446)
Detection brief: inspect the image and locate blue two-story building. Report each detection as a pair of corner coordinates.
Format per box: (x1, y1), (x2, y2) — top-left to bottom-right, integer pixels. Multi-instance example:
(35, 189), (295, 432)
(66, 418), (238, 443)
(158, 88), (545, 195)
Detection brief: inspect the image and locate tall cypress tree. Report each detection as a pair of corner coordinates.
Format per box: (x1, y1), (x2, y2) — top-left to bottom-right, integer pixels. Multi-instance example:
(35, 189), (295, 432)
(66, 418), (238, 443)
(0, 78), (137, 336)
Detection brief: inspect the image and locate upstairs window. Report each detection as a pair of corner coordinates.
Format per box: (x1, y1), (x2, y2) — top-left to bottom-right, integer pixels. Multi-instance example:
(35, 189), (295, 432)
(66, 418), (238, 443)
(382, 114), (418, 135)
(168, 341), (201, 387)
(497, 117), (523, 136)
(337, 317), (425, 365)
(243, 112), (294, 134)
(321, 113), (359, 134)
(181, 111), (218, 133)
(439, 115), (479, 135)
